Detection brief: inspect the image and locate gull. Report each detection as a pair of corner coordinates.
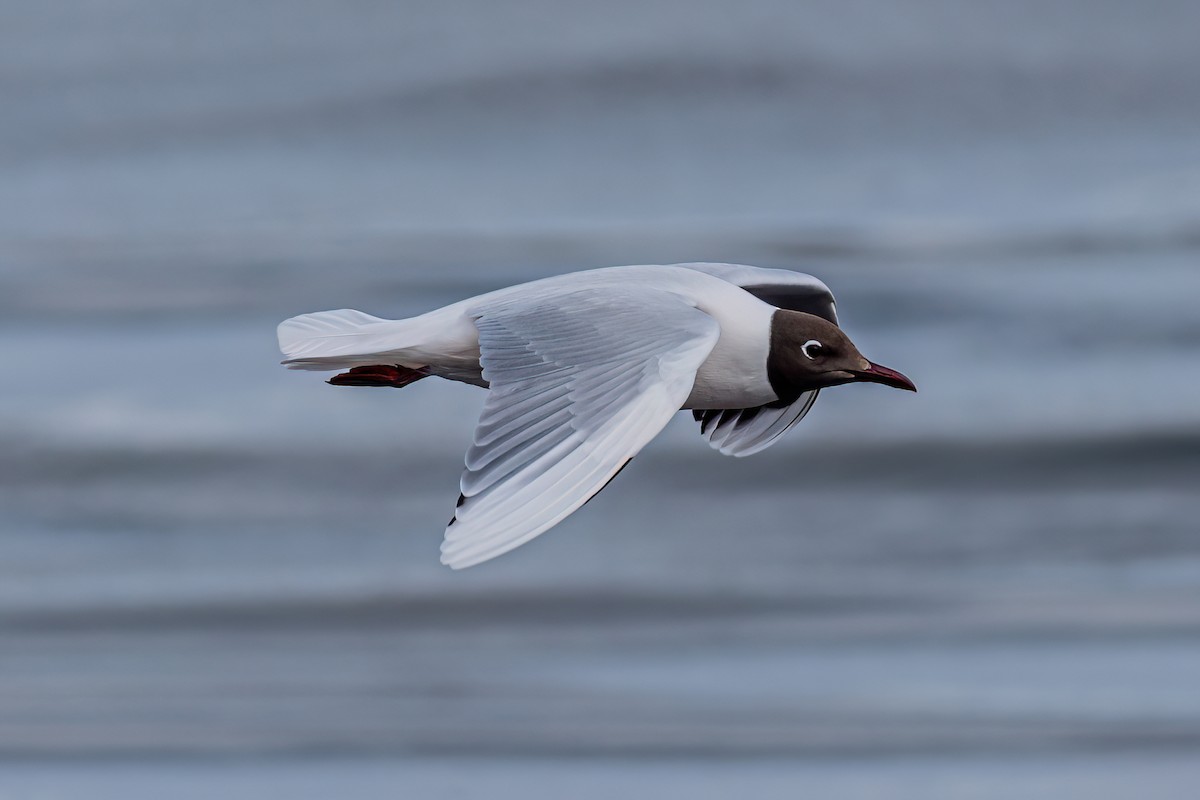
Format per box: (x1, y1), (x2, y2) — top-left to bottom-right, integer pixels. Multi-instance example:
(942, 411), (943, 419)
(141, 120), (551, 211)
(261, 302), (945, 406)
(278, 263), (915, 568)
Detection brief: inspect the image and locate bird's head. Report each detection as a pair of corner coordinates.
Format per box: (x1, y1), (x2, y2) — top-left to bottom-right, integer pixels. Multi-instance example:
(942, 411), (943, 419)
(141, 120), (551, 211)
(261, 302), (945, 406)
(767, 310), (916, 402)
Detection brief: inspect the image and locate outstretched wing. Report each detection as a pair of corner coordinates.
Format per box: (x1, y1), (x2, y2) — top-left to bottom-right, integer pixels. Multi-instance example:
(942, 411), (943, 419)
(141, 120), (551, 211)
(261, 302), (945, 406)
(678, 263), (838, 457)
(441, 287), (720, 569)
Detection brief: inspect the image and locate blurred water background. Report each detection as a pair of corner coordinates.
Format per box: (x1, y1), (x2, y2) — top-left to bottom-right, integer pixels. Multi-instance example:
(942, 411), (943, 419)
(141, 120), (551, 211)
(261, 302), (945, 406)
(2, 1), (1200, 797)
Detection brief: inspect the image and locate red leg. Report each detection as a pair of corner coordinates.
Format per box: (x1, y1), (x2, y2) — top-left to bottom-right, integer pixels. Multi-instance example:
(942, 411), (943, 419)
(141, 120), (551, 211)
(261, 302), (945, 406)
(328, 365), (429, 388)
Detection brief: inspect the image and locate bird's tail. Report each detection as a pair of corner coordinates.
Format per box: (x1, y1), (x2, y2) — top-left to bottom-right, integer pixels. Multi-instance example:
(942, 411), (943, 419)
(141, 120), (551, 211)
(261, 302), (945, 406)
(277, 309), (419, 371)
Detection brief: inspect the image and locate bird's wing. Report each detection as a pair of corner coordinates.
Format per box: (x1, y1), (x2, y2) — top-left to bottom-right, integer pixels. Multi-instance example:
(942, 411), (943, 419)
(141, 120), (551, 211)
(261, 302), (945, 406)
(441, 287), (720, 569)
(675, 263), (838, 324)
(691, 391), (821, 457)
(677, 263), (837, 457)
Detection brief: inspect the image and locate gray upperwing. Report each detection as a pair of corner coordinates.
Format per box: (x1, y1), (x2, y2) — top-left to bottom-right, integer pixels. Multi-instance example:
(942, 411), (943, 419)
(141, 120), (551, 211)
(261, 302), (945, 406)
(675, 262), (838, 324)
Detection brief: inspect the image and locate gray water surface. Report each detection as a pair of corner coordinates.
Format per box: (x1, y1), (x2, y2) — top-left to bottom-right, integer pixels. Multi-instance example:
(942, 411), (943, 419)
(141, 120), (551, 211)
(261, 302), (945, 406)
(3, 1), (1200, 797)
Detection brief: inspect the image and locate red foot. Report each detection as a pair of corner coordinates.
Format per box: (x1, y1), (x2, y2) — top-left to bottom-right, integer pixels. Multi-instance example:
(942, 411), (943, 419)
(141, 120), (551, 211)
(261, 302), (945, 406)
(328, 365), (428, 388)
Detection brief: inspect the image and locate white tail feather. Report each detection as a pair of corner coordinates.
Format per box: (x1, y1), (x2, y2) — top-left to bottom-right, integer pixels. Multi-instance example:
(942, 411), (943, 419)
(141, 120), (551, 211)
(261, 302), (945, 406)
(278, 309), (412, 371)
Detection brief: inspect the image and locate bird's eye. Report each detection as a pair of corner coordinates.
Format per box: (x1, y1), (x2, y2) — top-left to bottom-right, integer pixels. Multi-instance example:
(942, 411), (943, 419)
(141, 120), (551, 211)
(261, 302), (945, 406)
(801, 340), (824, 360)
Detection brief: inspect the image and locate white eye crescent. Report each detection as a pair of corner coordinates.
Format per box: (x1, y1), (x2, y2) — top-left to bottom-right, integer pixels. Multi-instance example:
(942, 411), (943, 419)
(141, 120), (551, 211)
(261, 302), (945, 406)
(801, 340), (824, 360)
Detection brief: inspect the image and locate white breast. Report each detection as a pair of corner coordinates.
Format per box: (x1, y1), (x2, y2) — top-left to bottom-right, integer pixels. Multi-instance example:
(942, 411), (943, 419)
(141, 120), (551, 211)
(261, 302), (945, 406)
(681, 277), (777, 410)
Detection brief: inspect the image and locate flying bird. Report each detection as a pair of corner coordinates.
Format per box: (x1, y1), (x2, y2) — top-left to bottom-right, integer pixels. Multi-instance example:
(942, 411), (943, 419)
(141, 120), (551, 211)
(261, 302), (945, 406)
(278, 263), (915, 568)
